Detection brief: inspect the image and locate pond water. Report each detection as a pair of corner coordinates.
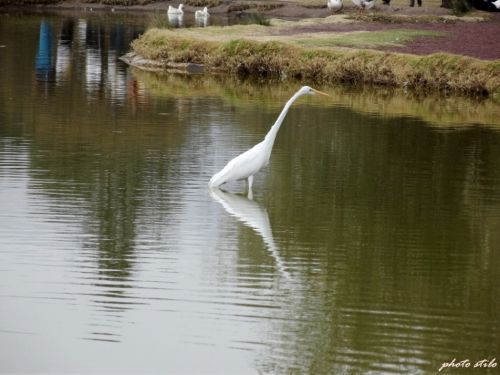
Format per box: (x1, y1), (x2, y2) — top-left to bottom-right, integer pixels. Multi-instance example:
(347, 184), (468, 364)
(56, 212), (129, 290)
(1, 11), (499, 374)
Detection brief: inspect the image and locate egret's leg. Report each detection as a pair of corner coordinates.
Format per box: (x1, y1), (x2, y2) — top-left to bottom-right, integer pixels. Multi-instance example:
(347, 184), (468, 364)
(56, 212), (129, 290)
(247, 175), (254, 200)
(247, 175), (253, 190)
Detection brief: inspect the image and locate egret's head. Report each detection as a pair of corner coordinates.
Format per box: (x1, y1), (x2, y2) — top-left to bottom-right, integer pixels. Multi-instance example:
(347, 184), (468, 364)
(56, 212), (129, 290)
(179, 4), (184, 9)
(300, 86), (330, 97)
(204, 6), (208, 11)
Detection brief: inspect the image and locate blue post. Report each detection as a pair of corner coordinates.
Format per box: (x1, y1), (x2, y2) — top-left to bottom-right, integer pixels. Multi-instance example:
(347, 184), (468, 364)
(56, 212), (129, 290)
(35, 21), (54, 81)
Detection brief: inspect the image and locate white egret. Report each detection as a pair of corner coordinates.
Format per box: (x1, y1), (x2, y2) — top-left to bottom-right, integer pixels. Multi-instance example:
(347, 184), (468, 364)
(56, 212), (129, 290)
(167, 4), (184, 15)
(195, 6), (210, 18)
(327, 0), (343, 12)
(209, 86), (329, 191)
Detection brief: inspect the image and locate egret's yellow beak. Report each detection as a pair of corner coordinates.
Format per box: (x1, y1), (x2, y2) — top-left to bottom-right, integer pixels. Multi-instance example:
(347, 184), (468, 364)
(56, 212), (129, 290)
(312, 88), (330, 97)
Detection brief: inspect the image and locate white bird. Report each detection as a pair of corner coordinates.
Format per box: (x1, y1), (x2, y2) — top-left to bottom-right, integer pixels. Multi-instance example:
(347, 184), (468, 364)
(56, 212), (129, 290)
(493, 0), (500, 9)
(195, 6), (210, 18)
(209, 86), (329, 191)
(167, 4), (184, 15)
(351, 0), (376, 10)
(327, 0), (343, 11)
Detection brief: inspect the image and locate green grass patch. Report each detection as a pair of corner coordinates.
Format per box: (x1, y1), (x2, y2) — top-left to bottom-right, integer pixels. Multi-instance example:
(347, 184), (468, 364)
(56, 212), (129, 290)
(349, 13), (485, 24)
(295, 29), (443, 49)
(349, 14), (455, 24)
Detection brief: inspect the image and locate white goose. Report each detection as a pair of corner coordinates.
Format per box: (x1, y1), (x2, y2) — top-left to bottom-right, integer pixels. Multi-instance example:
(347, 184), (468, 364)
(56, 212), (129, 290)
(327, 0), (343, 11)
(167, 4), (184, 15)
(195, 6), (210, 18)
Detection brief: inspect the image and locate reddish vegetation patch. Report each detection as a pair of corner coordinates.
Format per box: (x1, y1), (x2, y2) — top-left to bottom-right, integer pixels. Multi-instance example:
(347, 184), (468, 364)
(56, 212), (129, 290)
(386, 13), (500, 59)
(278, 12), (500, 60)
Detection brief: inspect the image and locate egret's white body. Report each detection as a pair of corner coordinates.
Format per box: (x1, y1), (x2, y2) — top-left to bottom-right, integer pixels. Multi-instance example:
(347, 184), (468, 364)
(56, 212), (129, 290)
(494, 0), (500, 9)
(168, 4), (184, 15)
(327, 0), (343, 11)
(352, 0), (375, 9)
(209, 86), (329, 191)
(195, 6), (210, 18)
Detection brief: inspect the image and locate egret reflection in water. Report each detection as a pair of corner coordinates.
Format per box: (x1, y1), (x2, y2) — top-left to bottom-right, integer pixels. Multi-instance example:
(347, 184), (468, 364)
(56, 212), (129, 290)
(195, 7), (210, 27)
(195, 16), (209, 27)
(209, 188), (290, 281)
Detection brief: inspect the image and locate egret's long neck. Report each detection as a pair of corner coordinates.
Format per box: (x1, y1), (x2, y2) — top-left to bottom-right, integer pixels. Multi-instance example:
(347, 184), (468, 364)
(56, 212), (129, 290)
(263, 90), (302, 148)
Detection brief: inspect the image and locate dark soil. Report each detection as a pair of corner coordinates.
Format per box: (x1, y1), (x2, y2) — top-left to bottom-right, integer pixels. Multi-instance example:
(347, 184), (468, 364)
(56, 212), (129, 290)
(385, 13), (500, 59)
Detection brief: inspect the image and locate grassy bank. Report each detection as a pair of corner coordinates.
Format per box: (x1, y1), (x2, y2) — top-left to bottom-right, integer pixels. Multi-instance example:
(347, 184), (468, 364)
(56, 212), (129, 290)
(131, 27), (500, 97)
